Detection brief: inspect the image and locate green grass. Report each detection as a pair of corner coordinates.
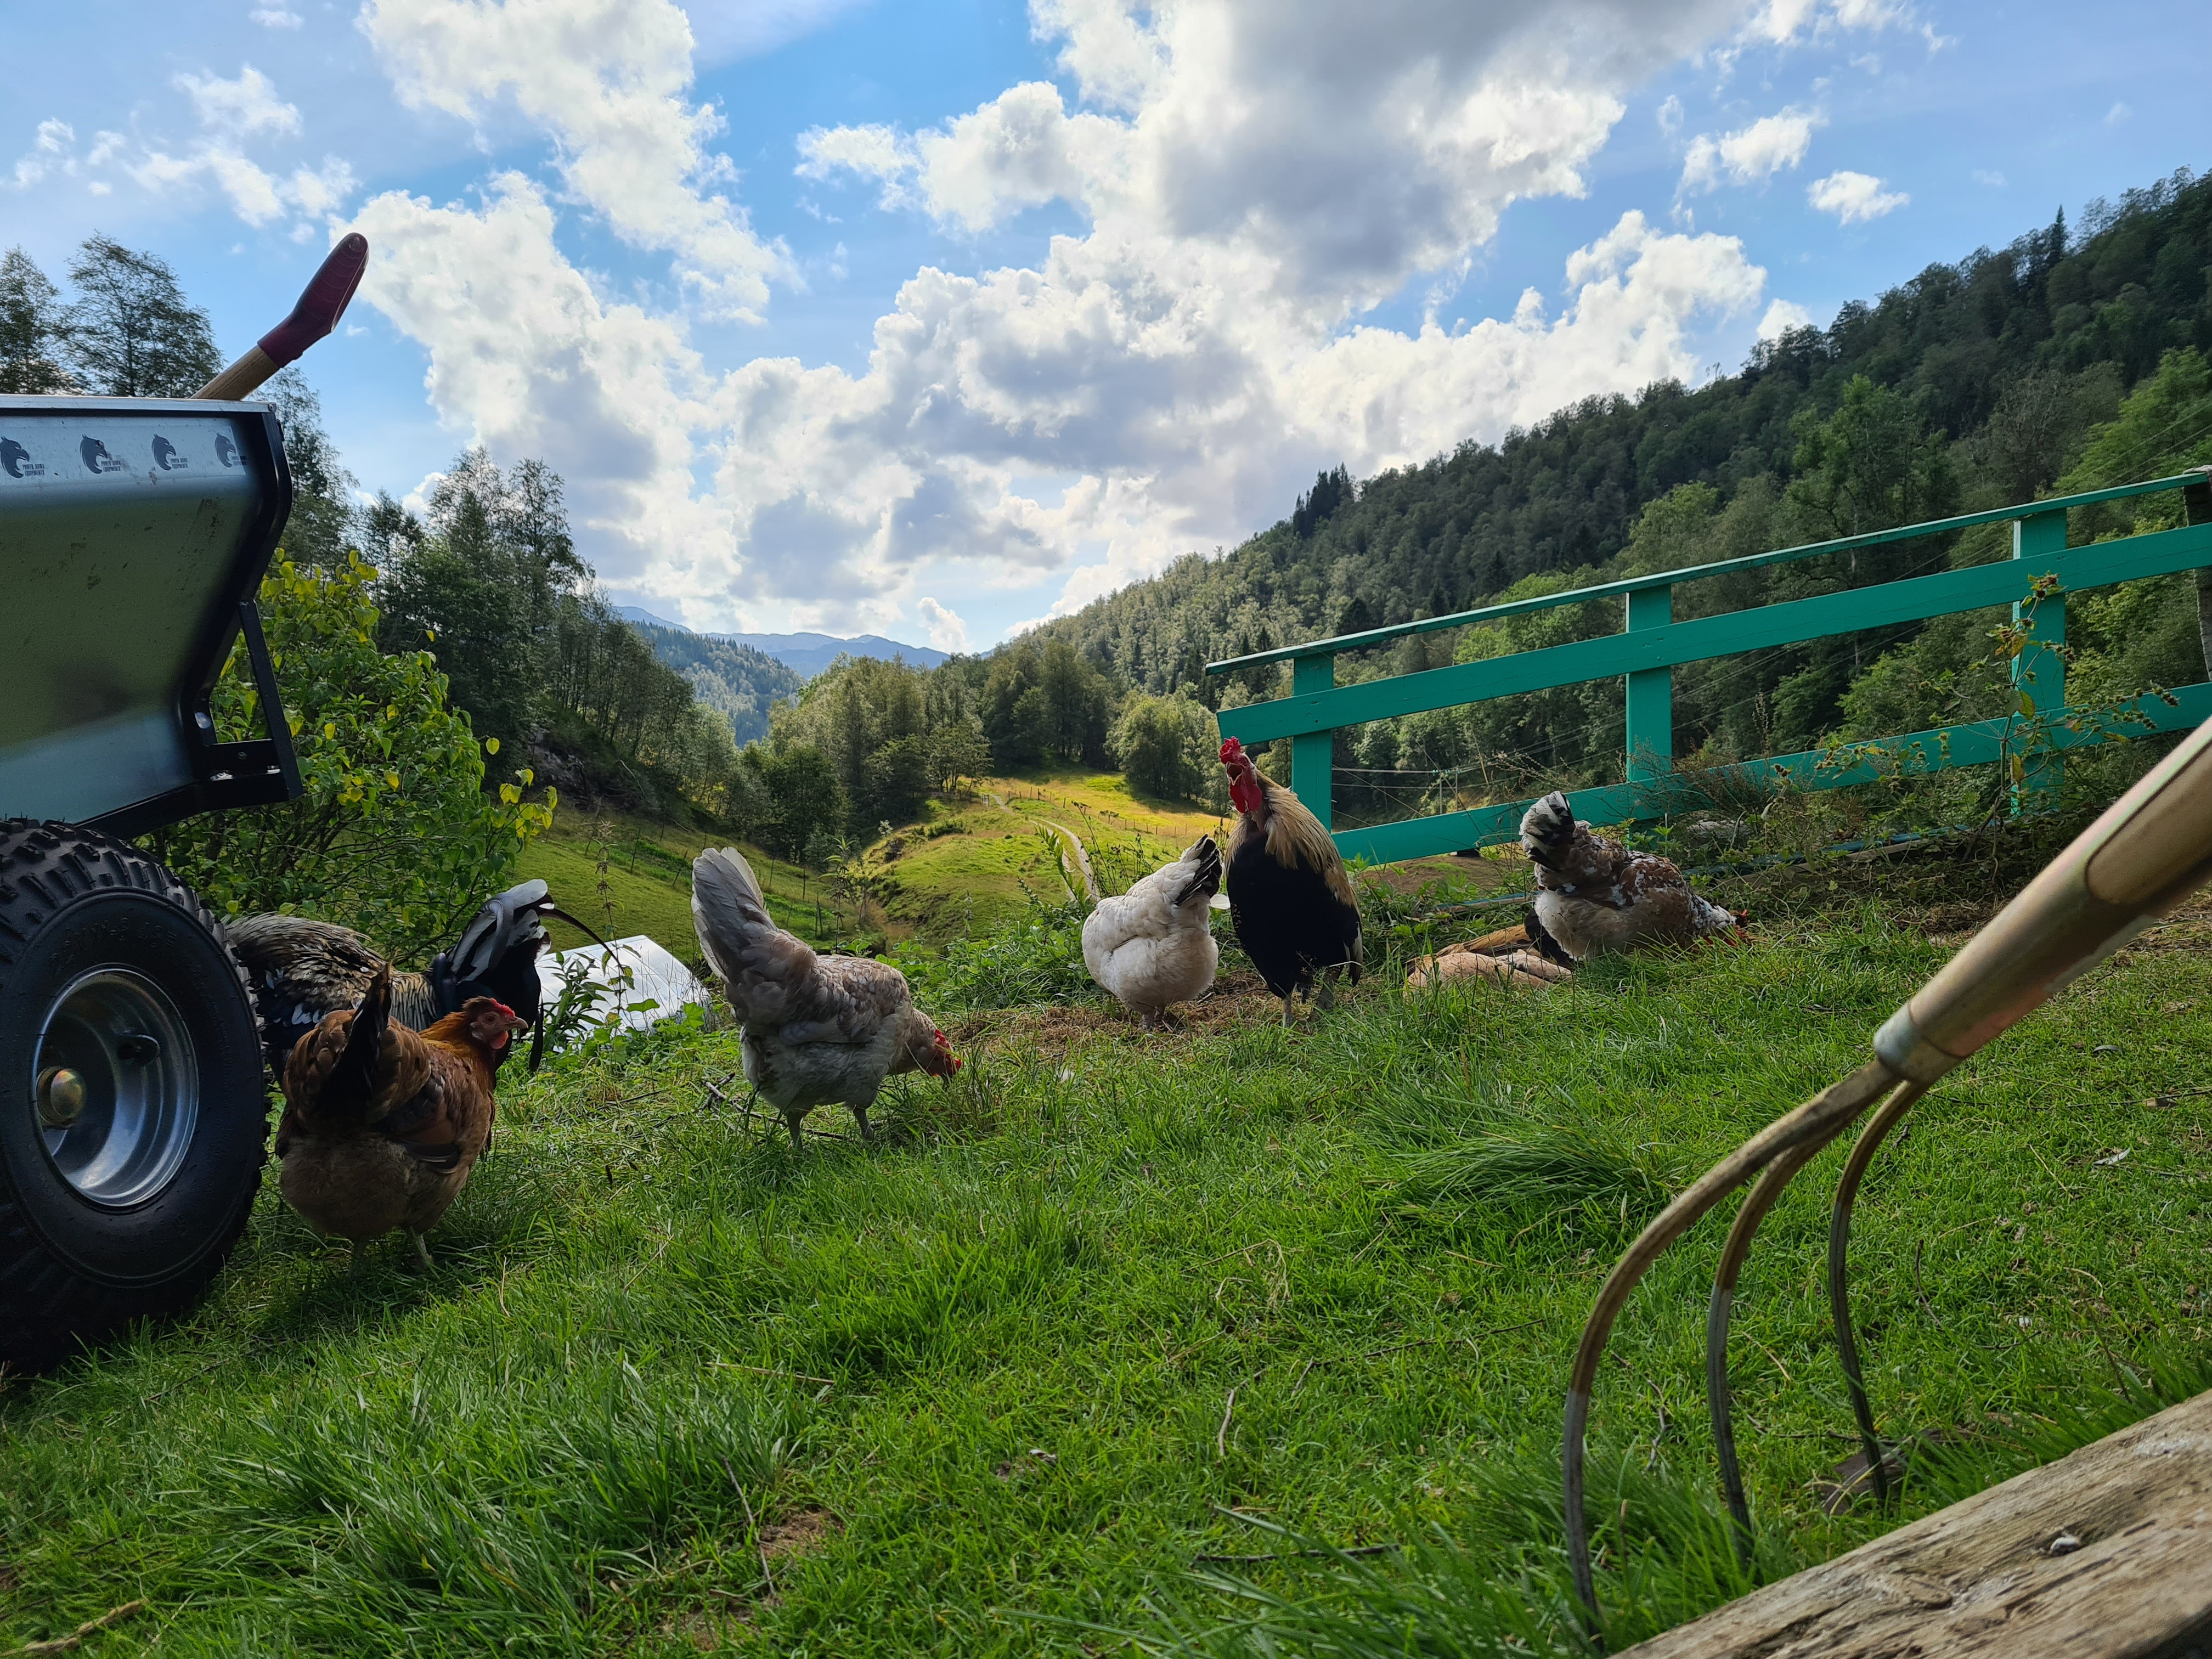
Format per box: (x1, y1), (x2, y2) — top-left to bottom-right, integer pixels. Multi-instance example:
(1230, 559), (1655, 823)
(4, 909), (2210, 1655)
(517, 811), (841, 961)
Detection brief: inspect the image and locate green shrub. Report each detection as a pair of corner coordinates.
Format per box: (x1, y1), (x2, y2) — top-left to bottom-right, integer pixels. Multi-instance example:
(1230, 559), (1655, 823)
(894, 896), (1095, 1013)
(151, 554), (553, 965)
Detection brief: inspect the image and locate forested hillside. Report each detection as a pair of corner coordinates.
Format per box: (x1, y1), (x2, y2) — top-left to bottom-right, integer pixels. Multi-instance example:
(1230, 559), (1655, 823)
(1028, 168), (2212, 806)
(628, 622), (804, 745)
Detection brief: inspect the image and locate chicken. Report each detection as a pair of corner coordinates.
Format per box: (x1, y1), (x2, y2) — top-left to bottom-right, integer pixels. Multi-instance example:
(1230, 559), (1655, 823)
(1082, 836), (1226, 1028)
(1218, 737), (1364, 1024)
(1518, 791), (1740, 960)
(229, 879), (606, 1076)
(691, 846), (961, 1148)
(274, 964), (527, 1269)
(1404, 922), (1573, 991)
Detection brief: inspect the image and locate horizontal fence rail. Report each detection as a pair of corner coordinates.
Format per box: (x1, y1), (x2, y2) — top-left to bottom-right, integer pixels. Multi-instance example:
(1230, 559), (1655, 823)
(1209, 470), (2212, 865)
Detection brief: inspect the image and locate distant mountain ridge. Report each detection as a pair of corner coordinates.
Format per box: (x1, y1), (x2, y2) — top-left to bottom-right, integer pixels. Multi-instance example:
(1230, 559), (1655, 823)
(616, 606), (949, 678)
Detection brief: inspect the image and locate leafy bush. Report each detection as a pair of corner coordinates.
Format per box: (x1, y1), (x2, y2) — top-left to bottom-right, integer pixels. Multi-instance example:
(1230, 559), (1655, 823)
(1110, 692), (1222, 803)
(152, 554), (554, 966)
(894, 896), (1096, 1014)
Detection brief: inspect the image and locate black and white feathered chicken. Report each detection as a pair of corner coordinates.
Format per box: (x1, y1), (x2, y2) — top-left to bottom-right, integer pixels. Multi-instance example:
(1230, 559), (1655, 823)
(692, 846), (961, 1148)
(1517, 792), (1740, 961)
(1081, 836), (1226, 1028)
(228, 880), (605, 1076)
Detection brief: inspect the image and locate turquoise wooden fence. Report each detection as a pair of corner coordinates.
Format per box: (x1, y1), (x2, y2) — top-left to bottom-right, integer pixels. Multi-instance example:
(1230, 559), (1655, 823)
(1208, 470), (2212, 866)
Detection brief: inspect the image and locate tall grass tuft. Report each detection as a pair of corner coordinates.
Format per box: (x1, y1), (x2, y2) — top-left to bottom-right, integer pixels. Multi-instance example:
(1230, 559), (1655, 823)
(1397, 1119), (1681, 1229)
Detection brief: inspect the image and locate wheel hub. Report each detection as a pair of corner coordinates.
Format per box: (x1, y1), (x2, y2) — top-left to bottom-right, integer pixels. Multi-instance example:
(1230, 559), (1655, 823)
(30, 969), (199, 1208)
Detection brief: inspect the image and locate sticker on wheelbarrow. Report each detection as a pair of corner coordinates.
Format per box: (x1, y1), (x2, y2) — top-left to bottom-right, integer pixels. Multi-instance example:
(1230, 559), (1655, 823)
(80, 437), (126, 474)
(0, 437), (44, 478)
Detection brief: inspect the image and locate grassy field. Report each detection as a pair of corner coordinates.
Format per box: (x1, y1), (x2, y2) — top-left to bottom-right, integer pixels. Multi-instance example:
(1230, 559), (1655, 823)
(517, 810), (843, 962)
(3, 896), (2208, 1655)
(515, 769), (1505, 966)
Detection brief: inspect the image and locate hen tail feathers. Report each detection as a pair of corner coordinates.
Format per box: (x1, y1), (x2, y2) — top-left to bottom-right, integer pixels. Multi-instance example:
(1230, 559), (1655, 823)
(290, 963), (392, 1130)
(1519, 792), (1577, 873)
(1171, 836), (1222, 911)
(693, 847), (822, 1028)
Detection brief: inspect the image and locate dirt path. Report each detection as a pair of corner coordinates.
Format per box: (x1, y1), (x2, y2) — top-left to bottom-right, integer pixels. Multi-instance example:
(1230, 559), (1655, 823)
(1038, 819), (1100, 902)
(983, 792), (1098, 901)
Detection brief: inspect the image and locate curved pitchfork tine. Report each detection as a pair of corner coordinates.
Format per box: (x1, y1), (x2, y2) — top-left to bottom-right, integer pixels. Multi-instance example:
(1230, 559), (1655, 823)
(1562, 1058), (1895, 1626)
(1827, 1079), (1928, 1508)
(1706, 1079), (1923, 1573)
(1565, 712), (2212, 1635)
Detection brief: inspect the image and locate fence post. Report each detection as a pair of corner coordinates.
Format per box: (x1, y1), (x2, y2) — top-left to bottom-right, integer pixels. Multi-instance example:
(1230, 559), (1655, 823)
(2185, 472), (2212, 680)
(2012, 507), (2068, 802)
(1291, 652), (1334, 831)
(1623, 585), (1673, 786)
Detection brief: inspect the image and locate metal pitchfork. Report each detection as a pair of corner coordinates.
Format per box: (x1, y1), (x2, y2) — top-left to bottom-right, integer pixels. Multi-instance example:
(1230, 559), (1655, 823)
(1563, 710), (2212, 1633)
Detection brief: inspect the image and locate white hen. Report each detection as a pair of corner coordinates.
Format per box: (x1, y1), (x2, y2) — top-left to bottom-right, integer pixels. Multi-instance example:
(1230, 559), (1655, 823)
(1082, 836), (1225, 1028)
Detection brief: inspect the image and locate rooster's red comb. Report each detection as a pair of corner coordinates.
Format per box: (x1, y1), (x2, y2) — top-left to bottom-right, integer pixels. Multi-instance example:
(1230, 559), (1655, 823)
(1219, 737), (1246, 766)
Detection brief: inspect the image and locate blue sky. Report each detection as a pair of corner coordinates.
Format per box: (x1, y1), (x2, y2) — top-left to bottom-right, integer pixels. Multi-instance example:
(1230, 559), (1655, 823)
(4, 0), (2203, 651)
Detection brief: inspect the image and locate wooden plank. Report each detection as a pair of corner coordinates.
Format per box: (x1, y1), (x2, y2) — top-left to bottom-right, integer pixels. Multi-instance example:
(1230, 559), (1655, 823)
(1216, 520), (2212, 742)
(1619, 1389), (2212, 1658)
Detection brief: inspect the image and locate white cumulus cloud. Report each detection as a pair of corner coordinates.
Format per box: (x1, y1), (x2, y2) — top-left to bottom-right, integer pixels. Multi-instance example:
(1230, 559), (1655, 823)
(1679, 107), (1821, 195)
(1807, 168), (1907, 223)
(94, 64), (354, 229)
(1757, 297), (1814, 338)
(352, 0), (1788, 636)
(916, 597), (970, 652)
(360, 0), (790, 320)
(175, 65), (301, 138)
(8, 119), (76, 189)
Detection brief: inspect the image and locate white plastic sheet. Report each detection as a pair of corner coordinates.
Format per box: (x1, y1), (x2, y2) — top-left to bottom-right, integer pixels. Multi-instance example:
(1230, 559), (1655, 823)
(535, 936), (712, 1033)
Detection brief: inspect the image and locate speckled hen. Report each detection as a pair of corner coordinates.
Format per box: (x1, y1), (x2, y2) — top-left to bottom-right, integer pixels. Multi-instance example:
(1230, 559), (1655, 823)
(1518, 792), (1741, 960)
(691, 847), (961, 1148)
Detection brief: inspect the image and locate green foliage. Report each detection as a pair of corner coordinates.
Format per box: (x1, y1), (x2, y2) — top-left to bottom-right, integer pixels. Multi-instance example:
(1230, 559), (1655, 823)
(980, 639), (1111, 769)
(1787, 373), (1956, 539)
(743, 742), (846, 861)
(1397, 1118), (1683, 1229)
(1029, 169), (2212, 804)
(5, 916), (2211, 1654)
(627, 621), (804, 745)
(928, 715), (993, 796)
(864, 733), (934, 826)
(59, 233), (221, 396)
(0, 246), (71, 393)
(1110, 693), (1221, 801)
(154, 555), (553, 967)
(893, 896), (1095, 1013)
(256, 368), (359, 572)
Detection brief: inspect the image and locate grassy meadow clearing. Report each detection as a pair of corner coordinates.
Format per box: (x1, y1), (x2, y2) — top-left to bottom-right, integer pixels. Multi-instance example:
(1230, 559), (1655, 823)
(2, 884), (2209, 1656)
(515, 771), (1499, 969)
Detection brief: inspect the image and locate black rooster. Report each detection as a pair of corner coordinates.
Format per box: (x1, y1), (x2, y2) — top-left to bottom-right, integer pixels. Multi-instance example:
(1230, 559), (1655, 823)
(1219, 738), (1363, 1024)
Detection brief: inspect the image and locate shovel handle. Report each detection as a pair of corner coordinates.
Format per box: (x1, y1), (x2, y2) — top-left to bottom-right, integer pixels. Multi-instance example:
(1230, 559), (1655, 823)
(196, 233), (369, 402)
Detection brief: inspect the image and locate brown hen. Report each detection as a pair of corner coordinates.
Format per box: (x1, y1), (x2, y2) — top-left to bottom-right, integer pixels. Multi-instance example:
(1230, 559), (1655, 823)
(275, 964), (527, 1269)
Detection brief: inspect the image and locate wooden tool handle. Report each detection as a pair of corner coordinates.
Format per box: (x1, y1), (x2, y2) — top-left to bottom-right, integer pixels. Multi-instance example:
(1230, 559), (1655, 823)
(1876, 712), (2212, 1081)
(195, 233), (369, 401)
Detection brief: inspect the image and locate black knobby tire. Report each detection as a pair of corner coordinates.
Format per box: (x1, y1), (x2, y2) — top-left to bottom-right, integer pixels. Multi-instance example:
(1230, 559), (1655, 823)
(0, 821), (268, 1373)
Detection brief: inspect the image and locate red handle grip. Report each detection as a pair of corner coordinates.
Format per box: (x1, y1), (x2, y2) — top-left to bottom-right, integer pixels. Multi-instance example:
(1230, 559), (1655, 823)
(256, 233), (369, 370)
